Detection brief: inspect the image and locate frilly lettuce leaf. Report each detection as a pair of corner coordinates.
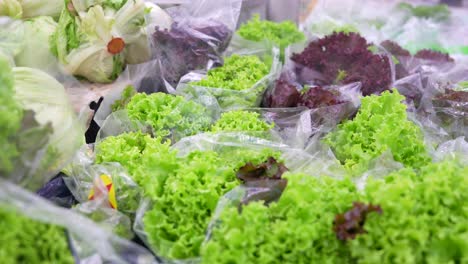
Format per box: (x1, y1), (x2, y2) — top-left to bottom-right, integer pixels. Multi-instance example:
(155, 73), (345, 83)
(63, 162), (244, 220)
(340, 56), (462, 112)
(0, 205), (74, 263)
(0, 54), (23, 175)
(324, 89), (430, 174)
(126, 92), (212, 140)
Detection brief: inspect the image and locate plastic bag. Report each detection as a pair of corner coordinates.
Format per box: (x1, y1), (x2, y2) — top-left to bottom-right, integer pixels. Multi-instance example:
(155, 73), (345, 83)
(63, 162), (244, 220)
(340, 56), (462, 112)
(130, 132), (345, 262)
(176, 46), (281, 110)
(0, 179), (156, 264)
(144, 0), (242, 94)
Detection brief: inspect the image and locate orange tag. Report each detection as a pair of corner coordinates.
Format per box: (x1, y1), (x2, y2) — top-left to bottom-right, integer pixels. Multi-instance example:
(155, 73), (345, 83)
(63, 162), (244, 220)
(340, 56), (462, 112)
(107, 37), (125, 55)
(88, 174), (118, 210)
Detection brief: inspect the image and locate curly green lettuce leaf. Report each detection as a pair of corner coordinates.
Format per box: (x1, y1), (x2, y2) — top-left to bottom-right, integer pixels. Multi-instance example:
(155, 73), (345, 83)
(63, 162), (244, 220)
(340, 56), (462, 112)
(238, 14), (304, 50)
(143, 148), (282, 260)
(111, 85), (137, 112)
(95, 131), (179, 198)
(0, 54), (23, 175)
(193, 54), (269, 91)
(0, 205), (74, 263)
(126, 92), (212, 140)
(190, 54), (270, 108)
(324, 89), (430, 174)
(349, 160), (468, 263)
(238, 14), (304, 61)
(211, 110), (274, 133)
(201, 173), (358, 264)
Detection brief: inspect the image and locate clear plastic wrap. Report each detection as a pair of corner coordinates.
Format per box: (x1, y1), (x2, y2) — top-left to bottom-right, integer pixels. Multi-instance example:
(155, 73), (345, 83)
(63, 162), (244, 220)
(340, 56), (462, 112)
(144, 0), (242, 93)
(131, 132), (346, 262)
(176, 46), (281, 110)
(0, 180), (156, 264)
(0, 43), (84, 191)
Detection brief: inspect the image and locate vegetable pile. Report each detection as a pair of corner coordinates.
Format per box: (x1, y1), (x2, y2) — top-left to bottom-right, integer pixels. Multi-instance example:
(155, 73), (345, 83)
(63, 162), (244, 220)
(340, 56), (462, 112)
(1, 1), (467, 263)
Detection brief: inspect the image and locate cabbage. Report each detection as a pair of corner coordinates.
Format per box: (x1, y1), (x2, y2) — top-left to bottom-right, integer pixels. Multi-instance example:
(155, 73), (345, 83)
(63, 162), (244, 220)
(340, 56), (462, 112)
(14, 16), (58, 72)
(13, 67), (83, 169)
(0, 0), (63, 18)
(50, 0), (171, 83)
(0, 49), (83, 189)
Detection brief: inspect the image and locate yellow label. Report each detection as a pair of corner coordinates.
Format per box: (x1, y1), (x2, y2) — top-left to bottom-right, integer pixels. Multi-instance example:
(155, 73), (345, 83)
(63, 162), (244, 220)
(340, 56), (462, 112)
(88, 174), (118, 210)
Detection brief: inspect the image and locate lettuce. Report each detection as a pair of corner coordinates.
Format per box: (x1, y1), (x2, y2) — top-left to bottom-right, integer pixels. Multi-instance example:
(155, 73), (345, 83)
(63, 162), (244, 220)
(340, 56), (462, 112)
(126, 92), (212, 140)
(0, 0), (22, 18)
(50, 0), (171, 83)
(13, 67), (83, 181)
(201, 173), (358, 263)
(202, 160), (468, 263)
(96, 130), (282, 260)
(95, 131), (179, 198)
(237, 14), (304, 61)
(210, 110), (274, 133)
(0, 54), (23, 175)
(291, 32), (392, 96)
(190, 54), (270, 108)
(14, 16), (58, 72)
(193, 54), (269, 91)
(0, 0), (63, 18)
(349, 160), (468, 263)
(0, 205), (74, 263)
(324, 90), (430, 174)
(238, 15), (304, 50)
(143, 148), (281, 260)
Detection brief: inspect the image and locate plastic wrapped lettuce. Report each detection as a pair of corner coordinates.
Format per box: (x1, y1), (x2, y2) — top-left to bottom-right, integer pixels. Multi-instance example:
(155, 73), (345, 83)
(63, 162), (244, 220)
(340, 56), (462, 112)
(179, 49), (281, 109)
(202, 172), (359, 264)
(0, 0), (63, 19)
(235, 14), (305, 61)
(14, 16), (59, 72)
(97, 91), (215, 142)
(202, 158), (468, 263)
(148, 0), (242, 93)
(50, 0), (172, 83)
(0, 179), (156, 263)
(0, 54), (83, 190)
(324, 89), (431, 175)
(0, 204), (75, 263)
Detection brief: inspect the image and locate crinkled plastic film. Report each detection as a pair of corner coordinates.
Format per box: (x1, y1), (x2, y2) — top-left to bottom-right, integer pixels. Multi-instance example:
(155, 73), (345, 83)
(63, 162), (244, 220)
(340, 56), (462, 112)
(0, 180), (156, 264)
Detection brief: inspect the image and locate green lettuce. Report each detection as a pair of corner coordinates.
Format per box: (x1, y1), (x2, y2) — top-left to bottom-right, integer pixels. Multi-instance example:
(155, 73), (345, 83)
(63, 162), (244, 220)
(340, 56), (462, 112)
(0, 205), (74, 263)
(95, 131), (179, 199)
(126, 92), (212, 140)
(237, 14), (304, 60)
(15, 16), (58, 71)
(0, 0), (63, 19)
(210, 110), (274, 133)
(202, 159), (468, 263)
(190, 54), (270, 108)
(0, 54), (23, 175)
(349, 160), (468, 263)
(13, 67), (83, 184)
(324, 89), (430, 174)
(201, 172), (358, 263)
(143, 148), (281, 260)
(95, 130), (282, 260)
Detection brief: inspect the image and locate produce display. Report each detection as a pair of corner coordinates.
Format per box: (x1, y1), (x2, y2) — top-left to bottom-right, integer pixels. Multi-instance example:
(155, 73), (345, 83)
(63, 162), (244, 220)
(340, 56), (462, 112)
(1, 0), (467, 263)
